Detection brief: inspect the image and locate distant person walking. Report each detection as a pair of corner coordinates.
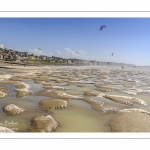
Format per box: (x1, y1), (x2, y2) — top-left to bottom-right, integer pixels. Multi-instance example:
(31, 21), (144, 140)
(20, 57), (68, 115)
(122, 66), (124, 69)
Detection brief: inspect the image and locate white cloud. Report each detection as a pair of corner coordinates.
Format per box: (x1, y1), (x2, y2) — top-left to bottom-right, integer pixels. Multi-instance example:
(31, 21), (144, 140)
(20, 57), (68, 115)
(0, 44), (4, 49)
(15, 48), (24, 52)
(55, 50), (62, 57)
(28, 48), (49, 56)
(64, 48), (90, 60)
(48, 52), (53, 57)
(26, 48), (54, 57)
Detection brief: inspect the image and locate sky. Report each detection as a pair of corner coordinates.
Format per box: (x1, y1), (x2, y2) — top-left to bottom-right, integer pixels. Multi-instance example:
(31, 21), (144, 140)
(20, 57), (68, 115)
(0, 18), (150, 66)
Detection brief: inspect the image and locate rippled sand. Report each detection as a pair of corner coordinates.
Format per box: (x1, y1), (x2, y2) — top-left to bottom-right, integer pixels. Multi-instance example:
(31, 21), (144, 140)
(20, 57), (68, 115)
(0, 63), (150, 132)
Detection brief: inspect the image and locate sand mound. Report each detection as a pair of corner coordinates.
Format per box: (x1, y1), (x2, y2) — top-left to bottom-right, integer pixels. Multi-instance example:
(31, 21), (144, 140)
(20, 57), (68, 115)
(3, 104), (25, 116)
(55, 79), (68, 83)
(0, 87), (8, 92)
(84, 91), (104, 96)
(104, 94), (147, 106)
(122, 90), (137, 95)
(81, 97), (117, 113)
(30, 115), (59, 132)
(43, 85), (69, 90)
(0, 74), (12, 80)
(33, 77), (51, 82)
(15, 83), (27, 89)
(96, 85), (120, 92)
(0, 81), (27, 90)
(109, 108), (150, 132)
(37, 90), (82, 100)
(10, 77), (26, 81)
(39, 99), (68, 111)
(0, 91), (8, 98)
(0, 126), (15, 133)
(15, 90), (32, 98)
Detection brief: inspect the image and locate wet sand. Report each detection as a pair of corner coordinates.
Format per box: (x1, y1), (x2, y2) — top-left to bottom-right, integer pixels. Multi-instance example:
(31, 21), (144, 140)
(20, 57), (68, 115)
(0, 62), (150, 132)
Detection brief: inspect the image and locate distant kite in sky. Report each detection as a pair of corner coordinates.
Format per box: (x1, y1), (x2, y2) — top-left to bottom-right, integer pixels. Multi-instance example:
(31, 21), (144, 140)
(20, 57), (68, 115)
(111, 53), (114, 56)
(38, 48), (41, 51)
(100, 25), (106, 31)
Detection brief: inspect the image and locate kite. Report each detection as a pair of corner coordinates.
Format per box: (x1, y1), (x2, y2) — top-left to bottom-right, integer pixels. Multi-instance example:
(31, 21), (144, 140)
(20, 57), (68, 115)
(111, 53), (114, 56)
(38, 48), (41, 51)
(100, 25), (106, 31)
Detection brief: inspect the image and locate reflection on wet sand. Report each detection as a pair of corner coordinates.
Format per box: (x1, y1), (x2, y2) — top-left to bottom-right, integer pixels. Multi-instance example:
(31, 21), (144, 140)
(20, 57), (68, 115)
(1, 63), (150, 132)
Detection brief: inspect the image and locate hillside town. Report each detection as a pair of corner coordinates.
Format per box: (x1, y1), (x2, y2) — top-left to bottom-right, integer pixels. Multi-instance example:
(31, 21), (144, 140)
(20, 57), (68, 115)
(0, 47), (134, 66)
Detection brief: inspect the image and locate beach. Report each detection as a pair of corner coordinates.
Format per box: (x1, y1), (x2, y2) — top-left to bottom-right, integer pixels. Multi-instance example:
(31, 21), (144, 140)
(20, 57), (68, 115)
(0, 62), (150, 132)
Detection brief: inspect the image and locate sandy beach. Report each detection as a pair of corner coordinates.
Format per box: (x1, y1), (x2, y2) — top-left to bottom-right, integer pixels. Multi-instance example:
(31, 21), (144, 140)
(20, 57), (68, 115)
(0, 62), (150, 132)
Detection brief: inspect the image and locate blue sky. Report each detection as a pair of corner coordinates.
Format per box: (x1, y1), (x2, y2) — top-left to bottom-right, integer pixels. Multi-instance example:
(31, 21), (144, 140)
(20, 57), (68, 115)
(0, 18), (150, 66)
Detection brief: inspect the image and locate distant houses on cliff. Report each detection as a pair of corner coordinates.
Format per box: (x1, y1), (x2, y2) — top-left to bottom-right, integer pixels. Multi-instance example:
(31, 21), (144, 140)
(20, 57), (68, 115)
(0, 48), (134, 66)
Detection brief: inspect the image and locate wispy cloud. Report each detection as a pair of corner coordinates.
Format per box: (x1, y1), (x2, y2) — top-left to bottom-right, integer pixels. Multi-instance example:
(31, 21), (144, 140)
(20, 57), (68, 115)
(28, 48), (51, 56)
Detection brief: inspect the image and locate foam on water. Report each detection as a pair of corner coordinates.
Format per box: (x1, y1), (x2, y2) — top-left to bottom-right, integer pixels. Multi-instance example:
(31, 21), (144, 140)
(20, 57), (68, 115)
(16, 82), (31, 92)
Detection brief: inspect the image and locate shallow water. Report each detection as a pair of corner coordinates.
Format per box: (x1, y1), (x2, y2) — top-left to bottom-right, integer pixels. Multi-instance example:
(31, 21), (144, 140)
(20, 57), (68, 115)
(66, 86), (94, 95)
(0, 65), (150, 132)
(52, 100), (113, 132)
